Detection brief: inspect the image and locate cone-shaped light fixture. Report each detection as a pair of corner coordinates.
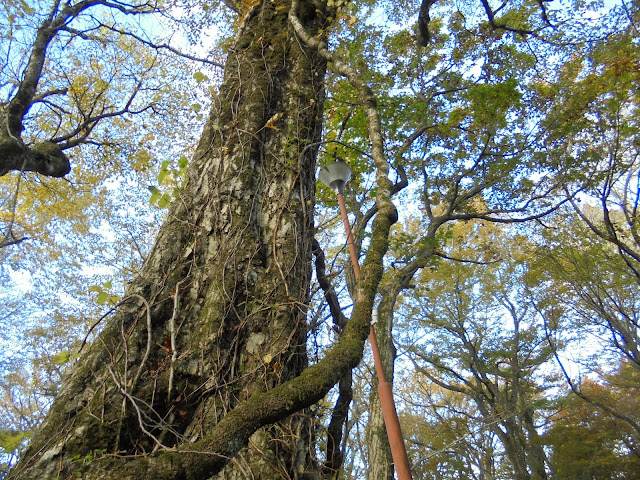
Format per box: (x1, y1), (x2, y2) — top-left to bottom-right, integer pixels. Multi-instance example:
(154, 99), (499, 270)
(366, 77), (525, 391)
(318, 160), (352, 194)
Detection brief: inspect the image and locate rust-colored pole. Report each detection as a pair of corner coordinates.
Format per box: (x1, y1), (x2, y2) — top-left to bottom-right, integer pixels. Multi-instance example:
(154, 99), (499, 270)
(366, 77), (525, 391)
(337, 192), (361, 280)
(336, 192), (413, 480)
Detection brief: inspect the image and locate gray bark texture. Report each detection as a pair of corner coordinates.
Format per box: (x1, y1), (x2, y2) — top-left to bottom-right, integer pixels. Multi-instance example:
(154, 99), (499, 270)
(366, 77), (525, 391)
(8, 1), (356, 478)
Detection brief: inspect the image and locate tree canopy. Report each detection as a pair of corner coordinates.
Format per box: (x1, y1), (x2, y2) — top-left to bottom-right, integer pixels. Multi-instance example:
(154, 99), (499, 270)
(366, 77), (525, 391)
(1, 0), (639, 479)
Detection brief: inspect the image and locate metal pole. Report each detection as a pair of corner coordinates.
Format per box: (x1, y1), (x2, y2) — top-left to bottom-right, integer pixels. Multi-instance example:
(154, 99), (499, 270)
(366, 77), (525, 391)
(336, 192), (413, 480)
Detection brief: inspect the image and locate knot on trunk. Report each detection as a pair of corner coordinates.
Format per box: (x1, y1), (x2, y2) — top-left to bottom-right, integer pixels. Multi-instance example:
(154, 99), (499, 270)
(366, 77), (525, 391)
(0, 135), (71, 178)
(31, 141), (71, 177)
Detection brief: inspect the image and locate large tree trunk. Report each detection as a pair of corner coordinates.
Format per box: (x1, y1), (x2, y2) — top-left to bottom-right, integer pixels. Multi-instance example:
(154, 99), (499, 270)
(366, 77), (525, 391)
(9, 1), (333, 478)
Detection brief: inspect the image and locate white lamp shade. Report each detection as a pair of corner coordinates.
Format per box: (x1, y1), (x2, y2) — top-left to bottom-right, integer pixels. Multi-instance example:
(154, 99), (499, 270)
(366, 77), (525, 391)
(318, 160), (352, 194)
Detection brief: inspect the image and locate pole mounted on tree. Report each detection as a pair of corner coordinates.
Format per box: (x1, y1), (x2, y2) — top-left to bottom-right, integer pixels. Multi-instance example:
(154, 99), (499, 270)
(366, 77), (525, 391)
(319, 160), (413, 480)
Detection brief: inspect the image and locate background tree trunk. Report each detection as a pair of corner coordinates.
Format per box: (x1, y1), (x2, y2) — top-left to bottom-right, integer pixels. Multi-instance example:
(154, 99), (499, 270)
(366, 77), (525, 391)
(366, 293), (398, 480)
(9, 0), (330, 478)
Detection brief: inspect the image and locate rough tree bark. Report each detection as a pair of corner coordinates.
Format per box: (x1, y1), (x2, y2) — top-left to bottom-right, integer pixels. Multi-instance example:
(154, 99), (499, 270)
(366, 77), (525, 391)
(8, 0), (398, 478)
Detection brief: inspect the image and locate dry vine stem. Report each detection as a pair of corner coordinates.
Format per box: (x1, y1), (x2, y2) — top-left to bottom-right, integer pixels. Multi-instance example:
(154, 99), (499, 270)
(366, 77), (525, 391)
(168, 279), (187, 403)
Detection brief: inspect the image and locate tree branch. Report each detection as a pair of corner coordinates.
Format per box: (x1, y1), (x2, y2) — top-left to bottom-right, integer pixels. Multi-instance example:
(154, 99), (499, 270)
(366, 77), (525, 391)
(479, 0), (538, 37)
(540, 304), (640, 436)
(65, 24), (225, 69)
(312, 238), (348, 331)
(0, 0), (161, 177)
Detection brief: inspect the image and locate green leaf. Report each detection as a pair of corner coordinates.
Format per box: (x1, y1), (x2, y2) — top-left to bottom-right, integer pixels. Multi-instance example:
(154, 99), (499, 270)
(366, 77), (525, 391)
(52, 350), (71, 365)
(88, 285), (102, 293)
(0, 429), (30, 454)
(178, 156), (188, 169)
(193, 72), (208, 83)
(192, 103), (201, 113)
(149, 193), (160, 205)
(97, 292), (109, 305)
(157, 169), (169, 184)
(157, 193), (172, 208)
(149, 185), (165, 204)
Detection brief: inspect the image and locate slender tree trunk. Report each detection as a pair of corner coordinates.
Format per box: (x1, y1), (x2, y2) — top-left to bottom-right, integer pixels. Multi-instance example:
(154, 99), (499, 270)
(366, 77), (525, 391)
(366, 292), (397, 480)
(523, 409), (548, 480)
(476, 398), (547, 480)
(10, 1), (332, 478)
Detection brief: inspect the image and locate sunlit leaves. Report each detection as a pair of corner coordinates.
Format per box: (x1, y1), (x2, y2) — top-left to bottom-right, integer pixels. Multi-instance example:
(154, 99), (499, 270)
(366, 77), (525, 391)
(51, 350), (74, 365)
(88, 281), (121, 305)
(546, 364), (640, 478)
(148, 156), (189, 208)
(193, 71), (208, 83)
(0, 429), (30, 455)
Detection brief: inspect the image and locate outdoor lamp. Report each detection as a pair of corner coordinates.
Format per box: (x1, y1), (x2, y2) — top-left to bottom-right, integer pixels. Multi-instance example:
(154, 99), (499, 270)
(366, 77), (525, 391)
(317, 160), (413, 480)
(318, 160), (352, 194)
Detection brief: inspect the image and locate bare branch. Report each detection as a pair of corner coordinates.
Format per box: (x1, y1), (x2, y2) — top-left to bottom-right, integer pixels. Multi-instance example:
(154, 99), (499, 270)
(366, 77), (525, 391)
(312, 238), (347, 331)
(65, 24), (224, 68)
(540, 307), (640, 436)
(433, 250), (501, 265)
